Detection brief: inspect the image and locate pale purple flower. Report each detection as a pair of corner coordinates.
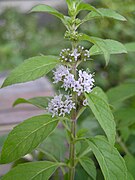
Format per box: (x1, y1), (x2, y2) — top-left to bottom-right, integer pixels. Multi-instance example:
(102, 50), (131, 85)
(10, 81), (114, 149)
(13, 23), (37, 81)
(84, 50), (90, 58)
(78, 70), (95, 94)
(53, 66), (94, 96)
(72, 70), (94, 96)
(62, 73), (75, 91)
(59, 46), (90, 63)
(53, 65), (70, 83)
(47, 94), (75, 117)
(71, 48), (80, 61)
(83, 99), (88, 106)
(73, 80), (83, 96)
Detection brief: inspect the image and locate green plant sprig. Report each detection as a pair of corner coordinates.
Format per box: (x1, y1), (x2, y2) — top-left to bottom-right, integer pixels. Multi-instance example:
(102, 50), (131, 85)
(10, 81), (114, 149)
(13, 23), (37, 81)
(0, 1), (130, 180)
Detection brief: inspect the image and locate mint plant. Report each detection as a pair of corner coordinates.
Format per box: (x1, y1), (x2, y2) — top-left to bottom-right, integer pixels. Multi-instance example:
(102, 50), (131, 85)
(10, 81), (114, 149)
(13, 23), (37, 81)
(0, 0), (129, 179)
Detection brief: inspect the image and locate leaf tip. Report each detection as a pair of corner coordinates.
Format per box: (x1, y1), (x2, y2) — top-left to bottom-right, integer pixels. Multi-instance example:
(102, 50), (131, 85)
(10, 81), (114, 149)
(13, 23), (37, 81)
(12, 101), (17, 107)
(122, 16), (127, 21)
(1, 81), (6, 89)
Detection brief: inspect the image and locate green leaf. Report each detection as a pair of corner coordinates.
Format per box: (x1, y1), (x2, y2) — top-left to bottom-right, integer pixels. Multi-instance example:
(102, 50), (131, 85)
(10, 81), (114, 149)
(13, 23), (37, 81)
(1, 56), (59, 88)
(2, 161), (59, 180)
(66, 0), (72, 7)
(88, 136), (127, 180)
(90, 37), (110, 65)
(127, 172), (134, 180)
(79, 34), (127, 65)
(31, 5), (70, 29)
(79, 33), (97, 44)
(76, 3), (101, 15)
(120, 127), (130, 142)
(39, 127), (67, 162)
(90, 38), (127, 65)
(77, 141), (91, 159)
(13, 97), (52, 109)
(83, 8), (126, 22)
(114, 108), (135, 127)
(85, 87), (116, 145)
(79, 34), (110, 65)
(79, 156), (97, 180)
(37, 148), (59, 162)
(75, 164), (93, 180)
(91, 87), (109, 103)
(124, 155), (135, 179)
(107, 83), (135, 106)
(31, 4), (64, 19)
(0, 114), (59, 164)
(125, 42), (135, 52)
(77, 128), (88, 138)
(90, 39), (127, 56)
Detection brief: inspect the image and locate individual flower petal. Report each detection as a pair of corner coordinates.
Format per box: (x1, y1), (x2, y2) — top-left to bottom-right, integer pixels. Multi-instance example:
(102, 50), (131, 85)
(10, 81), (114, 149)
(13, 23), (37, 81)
(83, 99), (88, 106)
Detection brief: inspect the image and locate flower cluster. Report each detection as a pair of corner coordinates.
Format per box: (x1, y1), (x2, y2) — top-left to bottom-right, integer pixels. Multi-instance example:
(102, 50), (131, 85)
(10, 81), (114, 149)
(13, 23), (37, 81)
(64, 30), (82, 41)
(53, 65), (70, 83)
(76, 70), (95, 95)
(59, 46), (90, 63)
(47, 94), (75, 117)
(47, 44), (94, 117)
(53, 65), (95, 96)
(48, 65), (94, 117)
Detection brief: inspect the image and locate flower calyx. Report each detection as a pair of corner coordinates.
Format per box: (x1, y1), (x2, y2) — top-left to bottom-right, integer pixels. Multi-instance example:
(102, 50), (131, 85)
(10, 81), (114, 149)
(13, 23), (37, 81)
(59, 46), (90, 64)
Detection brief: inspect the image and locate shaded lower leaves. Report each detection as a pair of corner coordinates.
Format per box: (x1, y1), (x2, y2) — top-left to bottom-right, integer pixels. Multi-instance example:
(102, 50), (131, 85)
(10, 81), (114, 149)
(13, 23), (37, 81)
(79, 156), (97, 180)
(127, 172), (134, 180)
(88, 136), (127, 180)
(107, 83), (135, 106)
(13, 96), (52, 109)
(39, 127), (67, 162)
(75, 164), (93, 180)
(120, 127), (130, 142)
(124, 155), (135, 179)
(2, 161), (59, 180)
(0, 114), (59, 163)
(85, 87), (116, 145)
(114, 108), (135, 127)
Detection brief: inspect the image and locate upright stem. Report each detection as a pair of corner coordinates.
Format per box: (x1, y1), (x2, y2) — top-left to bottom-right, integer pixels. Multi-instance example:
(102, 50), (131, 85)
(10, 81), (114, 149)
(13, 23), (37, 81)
(69, 119), (76, 180)
(68, 70), (77, 180)
(68, 40), (77, 180)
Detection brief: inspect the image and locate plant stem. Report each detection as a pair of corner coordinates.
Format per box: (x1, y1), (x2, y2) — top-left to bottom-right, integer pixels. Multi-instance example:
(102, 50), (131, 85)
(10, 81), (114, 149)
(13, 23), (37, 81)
(69, 119), (76, 180)
(69, 70), (77, 180)
(116, 133), (132, 156)
(68, 40), (77, 180)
